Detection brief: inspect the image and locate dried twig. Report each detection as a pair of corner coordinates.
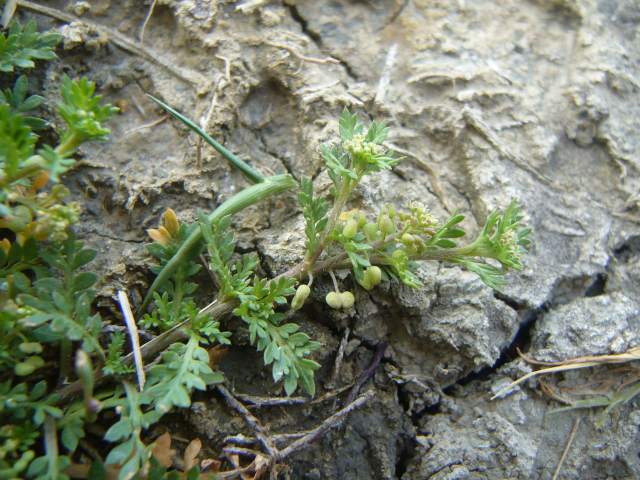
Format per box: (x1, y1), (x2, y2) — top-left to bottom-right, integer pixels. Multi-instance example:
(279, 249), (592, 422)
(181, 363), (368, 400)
(227, 390), (374, 460)
(139, 0), (157, 44)
(123, 115), (167, 137)
(277, 390), (374, 459)
(552, 416), (581, 480)
(346, 342), (387, 404)
(384, 142), (451, 213)
(235, 384), (353, 408)
(216, 385), (278, 458)
(235, 0), (270, 13)
(117, 290), (146, 391)
(328, 328), (350, 388)
(493, 346), (640, 399)
(221, 390), (374, 478)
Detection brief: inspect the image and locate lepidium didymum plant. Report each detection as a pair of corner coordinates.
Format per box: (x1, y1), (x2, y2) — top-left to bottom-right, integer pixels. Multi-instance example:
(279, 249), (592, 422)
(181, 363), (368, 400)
(141, 101), (531, 399)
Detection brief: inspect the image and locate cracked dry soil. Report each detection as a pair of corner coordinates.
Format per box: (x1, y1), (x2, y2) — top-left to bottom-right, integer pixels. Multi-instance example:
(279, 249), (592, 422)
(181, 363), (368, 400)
(21, 0), (640, 478)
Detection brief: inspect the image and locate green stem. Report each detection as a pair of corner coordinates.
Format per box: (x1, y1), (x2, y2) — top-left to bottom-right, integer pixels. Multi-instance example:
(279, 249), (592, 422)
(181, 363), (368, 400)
(0, 163), (40, 188)
(171, 267), (185, 322)
(140, 174), (296, 311)
(147, 95), (265, 184)
(0, 133), (80, 188)
(55, 132), (81, 158)
(59, 339), (72, 383)
(304, 179), (353, 270)
(43, 416), (59, 480)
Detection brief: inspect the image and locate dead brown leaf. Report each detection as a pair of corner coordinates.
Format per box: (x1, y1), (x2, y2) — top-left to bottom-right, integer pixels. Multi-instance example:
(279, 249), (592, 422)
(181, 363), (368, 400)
(183, 438), (202, 471)
(66, 463), (120, 479)
(208, 345), (229, 369)
(152, 432), (175, 468)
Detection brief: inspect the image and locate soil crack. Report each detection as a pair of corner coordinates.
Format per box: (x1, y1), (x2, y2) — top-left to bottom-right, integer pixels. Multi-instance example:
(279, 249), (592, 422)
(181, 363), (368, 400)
(285, 3), (360, 81)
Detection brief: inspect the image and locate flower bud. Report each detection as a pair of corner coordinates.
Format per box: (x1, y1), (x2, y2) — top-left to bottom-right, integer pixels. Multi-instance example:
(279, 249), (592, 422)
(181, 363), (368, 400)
(340, 291), (355, 309)
(392, 249), (406, 261)
(162, 208), (180, 236)
(147, 226), (171, 246)
(342, 218), (358, 239)
(387, 206), (396, 219)
(401, 233), (416, 243)
(291, 284), (311, 310)
(326, 291), (342, 309)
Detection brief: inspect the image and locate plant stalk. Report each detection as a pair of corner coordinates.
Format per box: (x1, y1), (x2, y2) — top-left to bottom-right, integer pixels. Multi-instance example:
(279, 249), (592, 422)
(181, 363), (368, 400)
(140, 174), (296, 311)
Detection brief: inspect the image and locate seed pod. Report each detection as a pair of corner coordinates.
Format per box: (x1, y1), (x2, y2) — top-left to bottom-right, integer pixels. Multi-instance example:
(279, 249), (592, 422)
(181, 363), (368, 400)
(15, 362), (36, 376)
(358, 274), (373, 291)
(363, 222), (379, 241)
(340, 291), (355, 309)
(18, 342), (43, 354)
(291, 284), (311, 310)
(25, 355), (45, 368)
(356, 212), (367, 227)
(326, 291), (343, 309)
(342, 218), (358, 239)
(378, 215), (395, 236)
(367, 266), (382, 286)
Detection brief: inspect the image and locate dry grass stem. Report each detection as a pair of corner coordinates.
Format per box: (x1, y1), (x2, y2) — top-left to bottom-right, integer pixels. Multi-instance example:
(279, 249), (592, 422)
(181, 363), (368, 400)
(552, 416), (581, 480)
(117, 290), (146, 391)
(139, 0), (157, 44)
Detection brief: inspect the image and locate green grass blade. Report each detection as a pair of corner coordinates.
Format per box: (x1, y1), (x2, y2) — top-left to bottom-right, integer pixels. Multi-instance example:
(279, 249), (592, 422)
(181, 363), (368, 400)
(147, 94), (265, 184)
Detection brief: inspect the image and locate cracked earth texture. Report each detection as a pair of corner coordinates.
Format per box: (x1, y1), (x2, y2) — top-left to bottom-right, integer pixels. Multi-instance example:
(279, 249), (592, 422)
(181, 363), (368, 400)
(20, 0), (640, 478)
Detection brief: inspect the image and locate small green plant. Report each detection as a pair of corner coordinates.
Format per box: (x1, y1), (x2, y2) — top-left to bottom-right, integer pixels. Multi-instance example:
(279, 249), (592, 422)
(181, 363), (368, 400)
(0, 17), (532, 480)
(142, 99), (531, 401)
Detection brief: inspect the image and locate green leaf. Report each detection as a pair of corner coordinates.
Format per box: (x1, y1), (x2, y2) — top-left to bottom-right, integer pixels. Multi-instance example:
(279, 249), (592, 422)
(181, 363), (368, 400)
(365, 121), (388, 144)
(0, 103), (36, 179)
(57, 75), (118, 145)
(72, 272), (97, 291)
(37, 145), (75, 182)
(147, 95), (265, 184)
(0, 75), (47, 130)
(145, 337), (218, 414)
(104, 418), (132, 442)
(436, 239), (457, 248)
(299, 177), (329, 257)
(339, 108), (359, 141)
(0, 21), (60, 73)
